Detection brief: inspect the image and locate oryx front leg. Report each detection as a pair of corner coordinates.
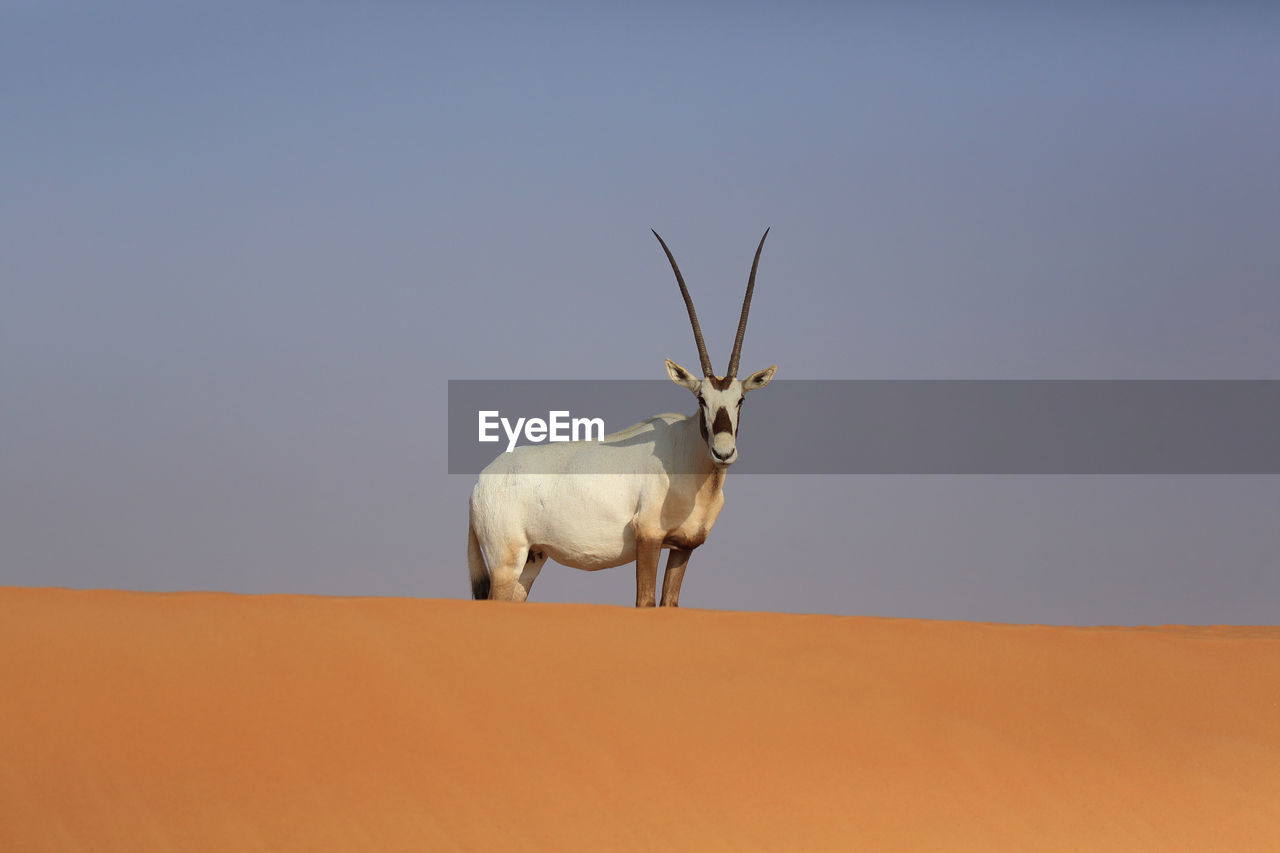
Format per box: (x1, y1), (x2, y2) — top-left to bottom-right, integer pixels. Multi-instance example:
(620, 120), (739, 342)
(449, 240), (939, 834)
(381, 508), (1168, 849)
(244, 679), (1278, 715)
(635, 537), (663, 608)
(660, 548), (691, 607)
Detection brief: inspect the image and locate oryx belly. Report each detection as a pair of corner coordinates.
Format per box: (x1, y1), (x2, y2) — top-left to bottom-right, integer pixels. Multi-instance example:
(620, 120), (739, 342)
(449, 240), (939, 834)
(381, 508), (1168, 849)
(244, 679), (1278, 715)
(521, 474), (642, 571)
(472, 438), (671, 572)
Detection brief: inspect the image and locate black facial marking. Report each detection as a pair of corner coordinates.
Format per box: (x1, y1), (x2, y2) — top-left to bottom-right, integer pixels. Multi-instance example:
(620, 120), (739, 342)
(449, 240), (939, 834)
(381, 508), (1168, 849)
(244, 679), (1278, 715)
(699, 411), (709, 442)
(709, 376), (733, 391)
(712, 407), (733, 435)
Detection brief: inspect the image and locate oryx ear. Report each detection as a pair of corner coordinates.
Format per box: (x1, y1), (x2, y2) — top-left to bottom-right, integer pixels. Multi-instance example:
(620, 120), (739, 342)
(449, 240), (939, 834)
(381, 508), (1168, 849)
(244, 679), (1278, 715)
(665, 358), (701, 391)
(742, 365), (777, 391)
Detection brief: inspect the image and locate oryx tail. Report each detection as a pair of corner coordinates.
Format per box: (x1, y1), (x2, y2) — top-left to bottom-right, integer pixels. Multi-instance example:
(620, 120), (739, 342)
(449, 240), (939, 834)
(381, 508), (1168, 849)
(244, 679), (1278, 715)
(467, 520), (490, 600)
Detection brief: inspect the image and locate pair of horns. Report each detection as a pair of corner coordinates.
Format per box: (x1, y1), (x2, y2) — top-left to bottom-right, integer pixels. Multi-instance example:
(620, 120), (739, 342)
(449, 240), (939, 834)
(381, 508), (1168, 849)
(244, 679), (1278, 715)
(651, 228), (769, 378)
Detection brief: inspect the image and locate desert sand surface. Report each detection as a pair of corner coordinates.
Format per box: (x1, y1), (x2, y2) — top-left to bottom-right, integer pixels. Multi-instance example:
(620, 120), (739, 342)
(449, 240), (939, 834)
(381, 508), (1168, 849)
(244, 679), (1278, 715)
(2, 587), (1279, 851)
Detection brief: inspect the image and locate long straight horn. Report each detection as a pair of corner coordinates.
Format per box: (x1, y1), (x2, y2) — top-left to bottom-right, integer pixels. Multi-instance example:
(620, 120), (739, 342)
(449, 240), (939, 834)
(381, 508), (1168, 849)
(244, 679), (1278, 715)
(726, 227), (769, 378)
(652, 229), (715, 377)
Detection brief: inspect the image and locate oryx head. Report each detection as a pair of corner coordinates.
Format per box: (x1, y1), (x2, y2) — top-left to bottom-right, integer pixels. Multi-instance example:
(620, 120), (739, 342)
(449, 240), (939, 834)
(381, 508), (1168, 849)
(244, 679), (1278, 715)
(653, 229), (778, 468)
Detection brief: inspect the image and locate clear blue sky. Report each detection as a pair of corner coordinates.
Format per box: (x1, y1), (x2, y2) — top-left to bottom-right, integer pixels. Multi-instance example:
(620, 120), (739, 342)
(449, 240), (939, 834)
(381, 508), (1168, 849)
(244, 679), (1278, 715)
(3, 2), (1278, 623)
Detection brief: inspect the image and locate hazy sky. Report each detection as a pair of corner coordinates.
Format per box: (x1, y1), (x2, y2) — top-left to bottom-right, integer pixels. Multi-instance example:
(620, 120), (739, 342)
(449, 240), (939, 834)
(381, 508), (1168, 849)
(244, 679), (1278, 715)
(3, 2), (1278, 623)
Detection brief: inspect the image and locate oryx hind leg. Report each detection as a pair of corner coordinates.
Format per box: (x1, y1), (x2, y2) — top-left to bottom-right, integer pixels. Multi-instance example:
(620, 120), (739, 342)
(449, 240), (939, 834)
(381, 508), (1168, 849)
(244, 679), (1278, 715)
(518, 549), (548, 601)
(488, 543), (532, 602)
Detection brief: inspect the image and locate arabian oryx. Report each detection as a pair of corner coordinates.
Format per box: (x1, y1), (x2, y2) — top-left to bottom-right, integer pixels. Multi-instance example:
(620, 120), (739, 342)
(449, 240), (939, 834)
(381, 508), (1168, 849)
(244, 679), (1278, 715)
(467, 230), (777, 607)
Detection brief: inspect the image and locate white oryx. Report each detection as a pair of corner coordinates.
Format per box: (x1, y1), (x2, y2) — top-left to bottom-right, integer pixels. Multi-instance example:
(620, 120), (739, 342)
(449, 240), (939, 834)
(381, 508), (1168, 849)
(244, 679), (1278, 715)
(467, 230), (777, 607)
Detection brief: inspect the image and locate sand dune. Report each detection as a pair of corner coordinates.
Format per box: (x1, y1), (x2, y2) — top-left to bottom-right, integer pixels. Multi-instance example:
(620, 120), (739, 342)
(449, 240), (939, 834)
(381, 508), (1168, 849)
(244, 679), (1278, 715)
(2, 587), (1279, 851)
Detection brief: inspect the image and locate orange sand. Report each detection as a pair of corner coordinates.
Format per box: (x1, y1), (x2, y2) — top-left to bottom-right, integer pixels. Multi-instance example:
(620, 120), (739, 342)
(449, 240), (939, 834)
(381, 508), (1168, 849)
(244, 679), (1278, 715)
(2, 587), (1279, 851)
